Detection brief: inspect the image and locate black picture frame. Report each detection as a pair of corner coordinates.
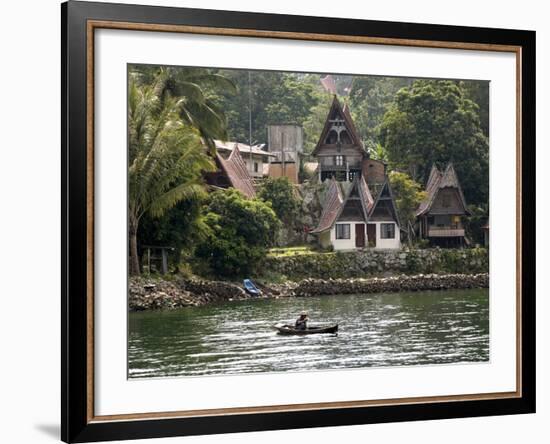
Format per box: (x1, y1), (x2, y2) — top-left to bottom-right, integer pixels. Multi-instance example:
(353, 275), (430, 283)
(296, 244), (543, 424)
(62, 1), (536, 442)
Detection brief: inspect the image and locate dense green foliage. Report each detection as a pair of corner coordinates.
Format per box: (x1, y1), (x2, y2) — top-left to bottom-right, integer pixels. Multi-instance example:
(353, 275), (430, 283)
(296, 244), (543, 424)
(131, 65), (236, 148)
(349, 77), (412, 151)
(257, 177), (300, 224)
(138, 197), (208, 268)
(195, 190), (281, 277)
(379, 80), (489, 204)
(210, 71), (322, 147)
(129, 65), (490, 278)
(464, 203), (489, 246)
(128, 69), (225, 274)
(388, 171), (427, 234)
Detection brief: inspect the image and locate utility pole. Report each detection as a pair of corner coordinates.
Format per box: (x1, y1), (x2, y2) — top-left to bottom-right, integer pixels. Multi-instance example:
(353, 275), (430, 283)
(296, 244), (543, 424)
(248, 71), (253, 166)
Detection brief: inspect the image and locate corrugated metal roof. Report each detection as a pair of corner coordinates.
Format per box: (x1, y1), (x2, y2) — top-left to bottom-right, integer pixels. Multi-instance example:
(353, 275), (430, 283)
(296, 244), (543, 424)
(214, 140), (276, 158)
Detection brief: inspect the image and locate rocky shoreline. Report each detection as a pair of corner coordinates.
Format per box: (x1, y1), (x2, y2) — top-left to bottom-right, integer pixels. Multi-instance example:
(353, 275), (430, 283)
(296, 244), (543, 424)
(129, 273), (489, 311)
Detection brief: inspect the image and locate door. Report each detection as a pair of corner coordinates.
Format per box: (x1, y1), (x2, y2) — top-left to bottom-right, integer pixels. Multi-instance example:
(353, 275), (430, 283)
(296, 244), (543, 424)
(367, 223), (376, 247)
(355, 223), (365, 248)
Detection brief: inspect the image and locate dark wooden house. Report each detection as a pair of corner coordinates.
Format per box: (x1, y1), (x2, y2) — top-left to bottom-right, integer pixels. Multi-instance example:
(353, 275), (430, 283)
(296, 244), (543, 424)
(416, 163), (471, 247)
(312, 96), (368, 182)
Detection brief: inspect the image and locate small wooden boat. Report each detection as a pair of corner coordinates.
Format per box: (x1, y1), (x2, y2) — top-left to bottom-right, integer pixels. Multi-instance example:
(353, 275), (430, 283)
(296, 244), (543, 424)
(243, 279), (262, 296)
(273, 324), (338, 335)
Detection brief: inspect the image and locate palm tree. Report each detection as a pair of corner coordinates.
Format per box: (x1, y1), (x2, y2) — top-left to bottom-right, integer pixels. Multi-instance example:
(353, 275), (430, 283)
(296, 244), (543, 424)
(136, 66), (237, 150)
(128, 75), (215, 275)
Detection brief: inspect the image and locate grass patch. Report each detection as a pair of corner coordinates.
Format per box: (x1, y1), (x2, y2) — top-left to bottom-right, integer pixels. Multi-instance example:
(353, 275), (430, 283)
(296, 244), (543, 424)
(267, 245), (321, 258)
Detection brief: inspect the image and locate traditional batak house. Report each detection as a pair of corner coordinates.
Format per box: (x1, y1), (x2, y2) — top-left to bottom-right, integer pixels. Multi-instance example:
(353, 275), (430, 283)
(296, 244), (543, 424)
(312, 96), (366, 183)
(213, 140), (275, 181)
(416, 163), (471, 247)
(310, 96), (401, 250)
(204, 143), (256, 198)
(311, 176), (401, 251)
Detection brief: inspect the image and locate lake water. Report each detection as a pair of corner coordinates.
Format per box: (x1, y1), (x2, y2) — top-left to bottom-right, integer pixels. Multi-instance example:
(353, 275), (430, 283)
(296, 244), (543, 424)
(128, 288), (489, 378)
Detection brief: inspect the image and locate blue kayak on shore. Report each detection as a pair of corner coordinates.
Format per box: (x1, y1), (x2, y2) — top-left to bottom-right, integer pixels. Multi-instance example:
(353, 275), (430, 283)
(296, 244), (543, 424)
(243, 279), (261, 296)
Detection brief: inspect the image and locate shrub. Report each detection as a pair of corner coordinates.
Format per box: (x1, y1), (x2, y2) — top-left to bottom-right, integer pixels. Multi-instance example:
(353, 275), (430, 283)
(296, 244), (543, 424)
(195, 189), (281, 277)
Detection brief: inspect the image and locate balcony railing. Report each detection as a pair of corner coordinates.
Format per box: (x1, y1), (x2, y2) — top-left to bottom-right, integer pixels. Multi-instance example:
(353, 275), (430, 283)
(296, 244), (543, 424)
(319, 159), (362, 168)
(428, 226), (465, 237)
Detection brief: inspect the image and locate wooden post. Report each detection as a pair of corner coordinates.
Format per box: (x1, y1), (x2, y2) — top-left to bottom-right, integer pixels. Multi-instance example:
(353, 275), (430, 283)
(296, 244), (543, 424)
(161, 249), (168, 274)
(147, 248), (151, 274)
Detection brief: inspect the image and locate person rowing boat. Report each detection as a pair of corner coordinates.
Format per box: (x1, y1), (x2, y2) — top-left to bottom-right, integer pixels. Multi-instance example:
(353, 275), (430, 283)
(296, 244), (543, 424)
(295, 311), (309, 330)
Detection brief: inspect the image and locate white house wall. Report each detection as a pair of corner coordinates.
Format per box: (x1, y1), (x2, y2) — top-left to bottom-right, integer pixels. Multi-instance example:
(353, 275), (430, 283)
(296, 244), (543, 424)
(328, 220), (400, 251)
(372, 221), (401, 250)
(330, 220), (359, 251)
(244, 156), (264, 178)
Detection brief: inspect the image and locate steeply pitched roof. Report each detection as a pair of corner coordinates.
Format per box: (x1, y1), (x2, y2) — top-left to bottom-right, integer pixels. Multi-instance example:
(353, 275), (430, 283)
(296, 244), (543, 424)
(216, 145), (256, 198)
(369, 180), (401, 228)
(416, 163), (470, 216)
(358, 175), (375, 217)
(311, 179), (344, 233)
(311, 176), (374, 233)
(312, 96), (365, 156)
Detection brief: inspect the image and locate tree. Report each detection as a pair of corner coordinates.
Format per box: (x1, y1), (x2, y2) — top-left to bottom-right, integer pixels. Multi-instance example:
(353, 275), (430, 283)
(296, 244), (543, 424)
(460, 80), (489, 138)
(379, 80), (489, 205)
(195, 189), (280, 277)
(138, 197), (209, 270)
(302, 91), (334, 153)
(128, 75), (215, 275)
(131, 65), (237, 149)
(463, 203), (489, 246)
(388, 171), (427, 241)
(257, 177), (300, 224)
(349, 77), (411, 150)
(212, 70), (322, 147)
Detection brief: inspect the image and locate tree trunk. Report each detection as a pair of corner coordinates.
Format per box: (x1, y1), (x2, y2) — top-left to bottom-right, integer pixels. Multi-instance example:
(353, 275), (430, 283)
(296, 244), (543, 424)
(129, 217), (141, 276)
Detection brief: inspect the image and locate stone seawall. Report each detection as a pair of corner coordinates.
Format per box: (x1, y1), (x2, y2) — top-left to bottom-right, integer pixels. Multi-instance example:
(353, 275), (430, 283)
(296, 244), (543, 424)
(129, 273), (489, 311)
(262, 248), (488, 279)
(293, 273), (488, 297)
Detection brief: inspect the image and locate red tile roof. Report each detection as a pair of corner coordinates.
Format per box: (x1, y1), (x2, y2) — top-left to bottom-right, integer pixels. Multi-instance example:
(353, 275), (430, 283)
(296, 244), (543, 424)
(320, 75), (337, 94)
(311, 179), (344, 233)
(216, 145), (256, 198)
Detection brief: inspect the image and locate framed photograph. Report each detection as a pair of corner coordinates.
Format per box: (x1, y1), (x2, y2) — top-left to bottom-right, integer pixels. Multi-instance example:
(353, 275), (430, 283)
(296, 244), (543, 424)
(62, 1), (535, 442)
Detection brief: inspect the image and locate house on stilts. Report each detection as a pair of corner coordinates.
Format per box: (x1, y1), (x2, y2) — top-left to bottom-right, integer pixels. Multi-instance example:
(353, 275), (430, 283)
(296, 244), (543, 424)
(416, 163), (471, 247)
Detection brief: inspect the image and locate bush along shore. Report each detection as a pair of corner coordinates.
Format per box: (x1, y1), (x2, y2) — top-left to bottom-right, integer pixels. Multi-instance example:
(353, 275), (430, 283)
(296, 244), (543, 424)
(129, 273), (489, 311)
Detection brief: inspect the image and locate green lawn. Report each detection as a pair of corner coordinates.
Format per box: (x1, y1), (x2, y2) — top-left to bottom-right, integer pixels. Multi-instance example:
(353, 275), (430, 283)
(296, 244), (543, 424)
(267, 245), (321, 258)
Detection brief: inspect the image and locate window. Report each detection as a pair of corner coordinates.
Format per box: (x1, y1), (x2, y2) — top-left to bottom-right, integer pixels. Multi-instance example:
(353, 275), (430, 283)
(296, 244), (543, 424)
(381, 223), (395, 239)
(335, 224), (351, 239)
(254, 162), (259, 173)
(334, 155), (345, 166)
